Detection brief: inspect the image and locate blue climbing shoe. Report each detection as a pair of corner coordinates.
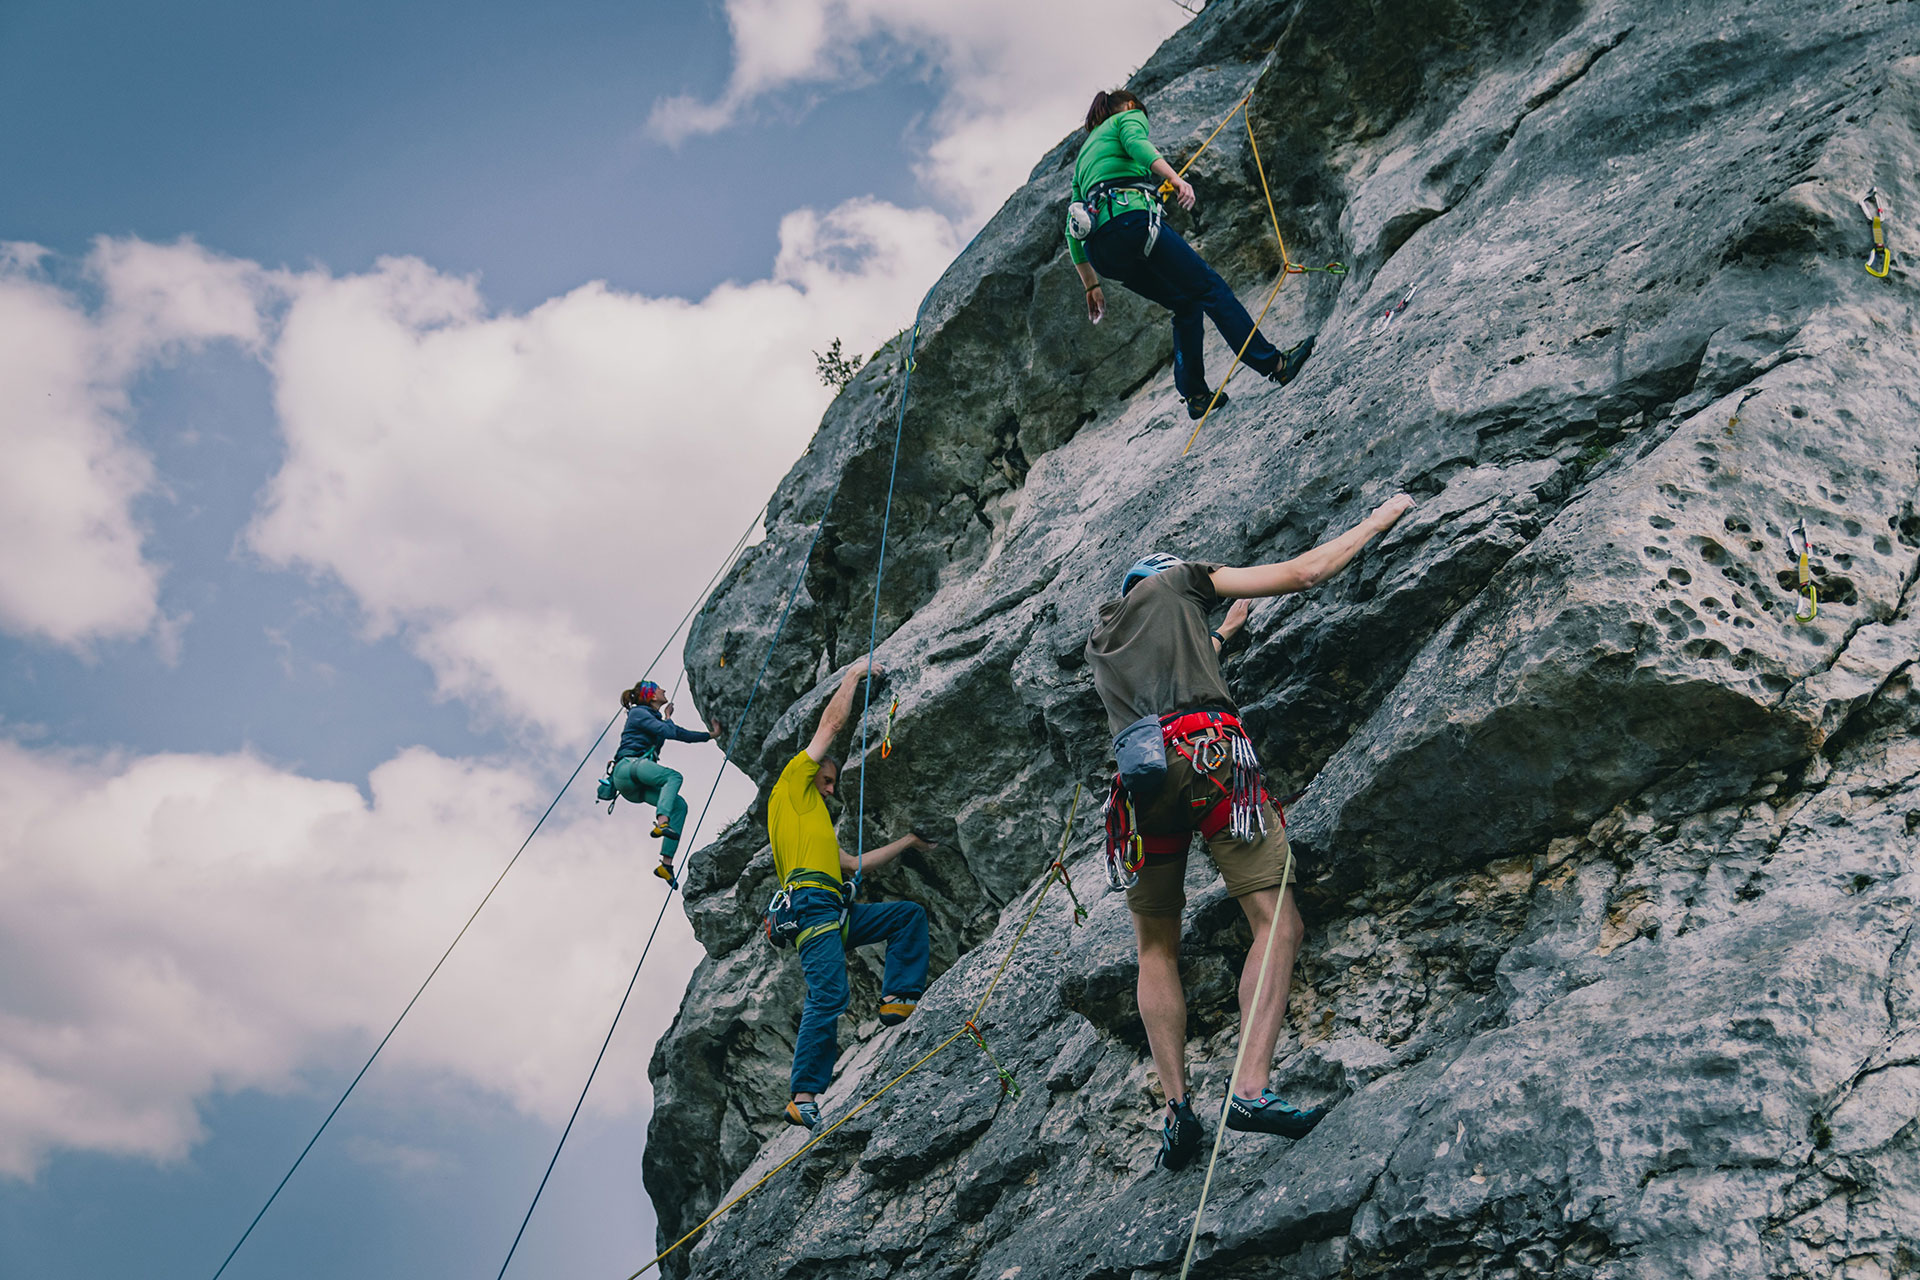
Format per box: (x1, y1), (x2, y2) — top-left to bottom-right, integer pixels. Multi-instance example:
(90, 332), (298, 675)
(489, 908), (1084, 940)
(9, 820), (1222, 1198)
(1225, 1090), (1325, 1138)
(1184, 389), (1227, 420)
(1271, 334), (1315, 386)
(785, 1099), (820, 1130)
(1156, 1097), (1204, 1171)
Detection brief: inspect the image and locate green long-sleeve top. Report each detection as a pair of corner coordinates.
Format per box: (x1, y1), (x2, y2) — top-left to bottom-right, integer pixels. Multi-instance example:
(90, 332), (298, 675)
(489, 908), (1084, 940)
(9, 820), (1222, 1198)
(1066, 109), (1164, 265)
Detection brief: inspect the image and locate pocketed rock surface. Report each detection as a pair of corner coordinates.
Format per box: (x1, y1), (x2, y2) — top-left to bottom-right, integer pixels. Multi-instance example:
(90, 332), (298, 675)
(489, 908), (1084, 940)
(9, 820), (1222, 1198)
(645, 0), (1920, 1275)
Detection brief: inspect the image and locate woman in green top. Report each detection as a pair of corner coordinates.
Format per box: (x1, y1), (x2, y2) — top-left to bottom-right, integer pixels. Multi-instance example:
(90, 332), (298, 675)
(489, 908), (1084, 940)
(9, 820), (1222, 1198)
(1067, 89), (1314, 419)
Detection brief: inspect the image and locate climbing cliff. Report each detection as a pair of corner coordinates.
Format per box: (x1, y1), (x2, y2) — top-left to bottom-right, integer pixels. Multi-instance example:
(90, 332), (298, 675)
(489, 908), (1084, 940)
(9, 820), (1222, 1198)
(644, 0), (1920, 1275)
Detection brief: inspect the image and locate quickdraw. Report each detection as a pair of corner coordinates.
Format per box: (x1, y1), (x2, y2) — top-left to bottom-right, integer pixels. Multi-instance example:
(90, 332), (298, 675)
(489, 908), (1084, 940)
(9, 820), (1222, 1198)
(1861, 188), (1892, 279)
(1787, 520), (1819, 622)
(964, 1021), (1021, 1100)
(1370, 282), (1419, 336)
(1102, 781), (1146, 890)
(879, 695), (899, 759)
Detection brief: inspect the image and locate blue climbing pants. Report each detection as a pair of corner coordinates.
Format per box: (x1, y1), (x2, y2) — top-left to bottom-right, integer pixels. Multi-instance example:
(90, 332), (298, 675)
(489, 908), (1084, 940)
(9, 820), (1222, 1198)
(1086, 209), (1282, 398)
(612, 756), (688, 859)
(789, 890), (930, 1096)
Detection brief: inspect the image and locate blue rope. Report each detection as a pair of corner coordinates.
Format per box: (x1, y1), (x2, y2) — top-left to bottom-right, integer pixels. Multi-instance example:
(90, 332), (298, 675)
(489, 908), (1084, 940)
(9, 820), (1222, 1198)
(493, 482), (839, 1278)
(852, 303), (933, 892)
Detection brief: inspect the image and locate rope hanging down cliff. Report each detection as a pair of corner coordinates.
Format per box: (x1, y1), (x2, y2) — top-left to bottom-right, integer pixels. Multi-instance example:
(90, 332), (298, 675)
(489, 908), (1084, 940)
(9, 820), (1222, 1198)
(495, 490), (846, 1280)
(199, 500), (765, 1280)
(625, 786), (1082, 1279)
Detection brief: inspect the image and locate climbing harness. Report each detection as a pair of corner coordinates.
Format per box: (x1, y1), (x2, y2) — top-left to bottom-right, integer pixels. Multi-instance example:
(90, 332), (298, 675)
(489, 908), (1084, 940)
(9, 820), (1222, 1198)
(1370, 282), (1419, 336)
(763, 875), (851, 951)
(627, 788), (1081, 1278)
(1181, 101), (1345, 457)
(1788, 520), (1819, 621)
(1069, 178), (1167, 254)
(1861, 188), (1892, 278)
(1104, 710), (1271, 890)
(879, 695), (899, 759)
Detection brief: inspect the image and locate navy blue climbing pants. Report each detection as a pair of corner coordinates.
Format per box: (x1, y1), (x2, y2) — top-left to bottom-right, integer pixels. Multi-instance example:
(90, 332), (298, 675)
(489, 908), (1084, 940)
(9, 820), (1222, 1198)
(1086, 209), (1282, 399)
(612, 756), (688, 858)
(790, 890), (929, 1096)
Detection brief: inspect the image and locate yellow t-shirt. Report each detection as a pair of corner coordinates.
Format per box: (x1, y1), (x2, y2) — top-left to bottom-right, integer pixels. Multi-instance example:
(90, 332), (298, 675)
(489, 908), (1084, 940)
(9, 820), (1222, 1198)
(767, 752), (843, 885)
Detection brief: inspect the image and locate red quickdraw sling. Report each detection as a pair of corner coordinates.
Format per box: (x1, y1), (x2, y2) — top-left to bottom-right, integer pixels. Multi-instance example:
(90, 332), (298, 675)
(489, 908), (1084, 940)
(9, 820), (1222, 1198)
(1104, 710), (1277, 890)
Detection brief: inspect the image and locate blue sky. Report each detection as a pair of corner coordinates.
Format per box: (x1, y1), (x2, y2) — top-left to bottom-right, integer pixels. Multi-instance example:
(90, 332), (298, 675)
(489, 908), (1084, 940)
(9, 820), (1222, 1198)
(0, 3), (1187, 1278)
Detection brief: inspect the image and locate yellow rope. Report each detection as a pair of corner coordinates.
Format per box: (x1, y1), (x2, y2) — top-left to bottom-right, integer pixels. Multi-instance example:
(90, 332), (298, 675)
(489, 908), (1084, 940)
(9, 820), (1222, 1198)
(624, 785), (1081, 1279)
(1177, 846), (1296, 1280)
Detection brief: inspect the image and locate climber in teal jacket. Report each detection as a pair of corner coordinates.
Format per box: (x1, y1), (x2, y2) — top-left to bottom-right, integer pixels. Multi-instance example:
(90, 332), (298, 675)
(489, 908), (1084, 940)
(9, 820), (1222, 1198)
(612, 680), (721, 884)
(1066, 89), (1314, 420)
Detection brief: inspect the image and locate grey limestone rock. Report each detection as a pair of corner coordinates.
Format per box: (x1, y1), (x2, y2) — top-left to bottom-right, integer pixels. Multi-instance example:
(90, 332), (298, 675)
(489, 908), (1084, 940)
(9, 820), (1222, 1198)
(643, 0), (1920, 1275)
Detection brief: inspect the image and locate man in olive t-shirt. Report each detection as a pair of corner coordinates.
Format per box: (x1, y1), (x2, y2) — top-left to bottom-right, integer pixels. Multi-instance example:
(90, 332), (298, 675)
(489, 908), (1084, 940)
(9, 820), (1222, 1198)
(770, 659), (936, 1130)
(1084, 494), (1414, 1169)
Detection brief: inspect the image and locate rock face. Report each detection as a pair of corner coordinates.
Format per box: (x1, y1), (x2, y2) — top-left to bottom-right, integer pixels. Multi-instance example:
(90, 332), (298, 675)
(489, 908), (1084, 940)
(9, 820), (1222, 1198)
(644, 0), (1920, 1276)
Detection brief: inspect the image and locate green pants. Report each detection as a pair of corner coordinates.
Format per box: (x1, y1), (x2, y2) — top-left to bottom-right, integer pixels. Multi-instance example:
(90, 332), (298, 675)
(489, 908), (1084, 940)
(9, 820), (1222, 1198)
(612, 755), (688, 859)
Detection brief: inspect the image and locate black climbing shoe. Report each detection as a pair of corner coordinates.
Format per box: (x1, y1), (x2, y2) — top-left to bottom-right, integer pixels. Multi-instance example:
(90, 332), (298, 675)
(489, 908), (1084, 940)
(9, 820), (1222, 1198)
(1184, 389), (1226, 420)
(1156, 1097), (1204, 1171)
(1271, 335), (1316, 387)
(1224, 1090), (1325, 1138)
(785, 1099), (820, 1130)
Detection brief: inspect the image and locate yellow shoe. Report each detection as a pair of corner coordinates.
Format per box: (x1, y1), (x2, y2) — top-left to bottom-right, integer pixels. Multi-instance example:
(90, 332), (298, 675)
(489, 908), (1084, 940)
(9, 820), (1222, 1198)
(653, 861), (675, 883)
(650, 817), (676, 839)
(878, 999), (916, 1026)
(785, 1100), (820, 1129)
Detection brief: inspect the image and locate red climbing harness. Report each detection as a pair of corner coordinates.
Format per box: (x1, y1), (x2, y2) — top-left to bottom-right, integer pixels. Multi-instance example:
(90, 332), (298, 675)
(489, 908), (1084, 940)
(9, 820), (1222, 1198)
(1103, 710), (1276, 889)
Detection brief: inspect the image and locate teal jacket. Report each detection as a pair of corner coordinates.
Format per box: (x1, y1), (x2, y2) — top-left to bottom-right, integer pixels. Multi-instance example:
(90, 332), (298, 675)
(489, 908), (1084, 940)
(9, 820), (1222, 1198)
(1066, 109), (1164, 265)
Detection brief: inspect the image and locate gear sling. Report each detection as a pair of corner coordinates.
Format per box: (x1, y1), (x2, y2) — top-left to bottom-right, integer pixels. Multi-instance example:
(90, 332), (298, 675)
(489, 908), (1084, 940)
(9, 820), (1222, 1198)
(1103, 709), (1274, 890)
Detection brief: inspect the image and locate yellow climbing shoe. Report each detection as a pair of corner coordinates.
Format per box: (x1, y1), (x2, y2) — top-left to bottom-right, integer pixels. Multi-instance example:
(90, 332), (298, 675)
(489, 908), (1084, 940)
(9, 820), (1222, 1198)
(785, 1100), (820, 1129)
(878, 999), (917, 1026)
(653, 861), (675, 883)
(650, 817), (676, 839)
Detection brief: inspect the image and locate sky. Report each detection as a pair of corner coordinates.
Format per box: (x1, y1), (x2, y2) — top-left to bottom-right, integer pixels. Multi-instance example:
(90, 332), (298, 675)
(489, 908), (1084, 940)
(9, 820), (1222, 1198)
(0, 2), (1191, 1278)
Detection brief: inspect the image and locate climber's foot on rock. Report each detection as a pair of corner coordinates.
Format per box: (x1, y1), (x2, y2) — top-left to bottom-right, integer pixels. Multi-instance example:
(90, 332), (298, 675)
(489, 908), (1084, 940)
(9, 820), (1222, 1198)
(1271, 334), (1316, 386)
(1224, 1090), (1325, 1139)
(1185, 389), (1226, 420)
(1156, 1097), (1204, 1171)
(785, 1099), (820, 1130)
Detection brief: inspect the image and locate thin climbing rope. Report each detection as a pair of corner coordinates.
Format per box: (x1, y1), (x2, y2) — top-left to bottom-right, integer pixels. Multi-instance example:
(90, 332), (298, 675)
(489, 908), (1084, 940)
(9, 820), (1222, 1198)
(203, 500), (766, 1280)
(1177, 846), (1296, 1280)
(494, 490), (840, 1277)
(625, 786), (1080, 1279)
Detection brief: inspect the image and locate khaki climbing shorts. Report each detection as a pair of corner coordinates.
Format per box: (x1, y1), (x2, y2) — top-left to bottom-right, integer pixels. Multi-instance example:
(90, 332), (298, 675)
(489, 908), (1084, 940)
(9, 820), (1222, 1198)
(1125, 740), (1293, 918)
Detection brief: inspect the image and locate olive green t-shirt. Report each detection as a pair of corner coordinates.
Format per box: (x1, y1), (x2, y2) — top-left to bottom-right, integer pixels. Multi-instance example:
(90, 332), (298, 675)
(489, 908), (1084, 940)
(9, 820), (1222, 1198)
(1066, 109), (1163, 266)
(1084, 562), (1235, 735)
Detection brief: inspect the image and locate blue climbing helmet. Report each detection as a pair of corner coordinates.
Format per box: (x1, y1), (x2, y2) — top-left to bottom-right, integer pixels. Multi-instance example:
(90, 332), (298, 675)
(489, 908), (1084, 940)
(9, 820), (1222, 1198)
(1121, 552), (1183, 596)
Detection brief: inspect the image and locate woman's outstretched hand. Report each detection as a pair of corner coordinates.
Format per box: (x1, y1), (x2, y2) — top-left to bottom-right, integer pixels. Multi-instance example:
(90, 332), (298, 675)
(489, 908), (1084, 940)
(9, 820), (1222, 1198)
(1169, 175), (1196, 211)
(1085, 283), (1105, 324)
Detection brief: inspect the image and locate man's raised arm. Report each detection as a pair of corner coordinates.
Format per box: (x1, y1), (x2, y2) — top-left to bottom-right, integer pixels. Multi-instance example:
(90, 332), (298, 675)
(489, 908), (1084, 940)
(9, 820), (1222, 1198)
(1211, 494), (1415, 600)
(805, 660), (879, 762)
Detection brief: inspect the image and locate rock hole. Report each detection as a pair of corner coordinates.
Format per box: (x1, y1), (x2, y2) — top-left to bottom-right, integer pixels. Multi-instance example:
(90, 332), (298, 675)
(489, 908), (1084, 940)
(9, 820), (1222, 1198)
(1667, 567), (1693, 586)
(1648, 515), (1675, 530)
(1723, 515), (1751, 534)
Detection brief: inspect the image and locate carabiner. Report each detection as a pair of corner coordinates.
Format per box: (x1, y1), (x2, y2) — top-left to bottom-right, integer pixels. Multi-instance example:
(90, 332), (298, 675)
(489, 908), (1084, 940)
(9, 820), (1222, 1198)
(1788, 520), (1819, 621)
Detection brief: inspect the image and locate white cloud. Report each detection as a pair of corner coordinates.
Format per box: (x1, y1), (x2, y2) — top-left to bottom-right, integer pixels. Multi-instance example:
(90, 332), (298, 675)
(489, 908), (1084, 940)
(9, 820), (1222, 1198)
(0, 735), (707, 1178)
(648, 0), (1191, 220)
(0, 239), (268, 650)
(249, 198), (957, 741)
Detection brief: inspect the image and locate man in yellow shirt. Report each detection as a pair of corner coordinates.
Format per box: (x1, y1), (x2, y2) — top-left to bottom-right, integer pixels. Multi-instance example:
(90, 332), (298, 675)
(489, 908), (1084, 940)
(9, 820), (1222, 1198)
(771, 659), (934, 1129)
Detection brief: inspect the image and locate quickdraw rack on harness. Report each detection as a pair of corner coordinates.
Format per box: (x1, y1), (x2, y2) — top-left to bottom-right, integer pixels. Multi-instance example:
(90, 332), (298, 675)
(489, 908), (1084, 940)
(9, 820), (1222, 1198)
(1787, 520), (1819, 621)
(1103, 711), (1272, 891)
(1861, 188), (1892, 278)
